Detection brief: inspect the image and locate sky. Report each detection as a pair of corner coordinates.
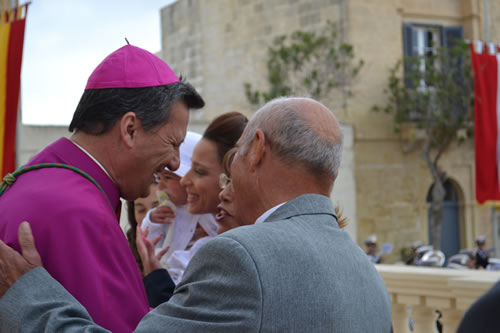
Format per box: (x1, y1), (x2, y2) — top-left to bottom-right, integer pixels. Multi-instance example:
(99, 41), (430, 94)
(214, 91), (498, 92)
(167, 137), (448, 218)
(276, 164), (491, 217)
(20, 0), (176, 125)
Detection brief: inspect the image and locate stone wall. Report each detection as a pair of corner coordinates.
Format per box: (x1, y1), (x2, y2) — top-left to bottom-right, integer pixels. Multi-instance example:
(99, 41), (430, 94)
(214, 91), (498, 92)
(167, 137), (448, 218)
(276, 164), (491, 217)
(483, 0), (500, 42)
(159, 0), (346, 121)
(17, 124), (69, 166)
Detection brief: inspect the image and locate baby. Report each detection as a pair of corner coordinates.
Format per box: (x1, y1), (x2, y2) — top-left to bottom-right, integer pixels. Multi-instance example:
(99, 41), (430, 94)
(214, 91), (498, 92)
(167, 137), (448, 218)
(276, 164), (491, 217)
(141, 131), (218, 284)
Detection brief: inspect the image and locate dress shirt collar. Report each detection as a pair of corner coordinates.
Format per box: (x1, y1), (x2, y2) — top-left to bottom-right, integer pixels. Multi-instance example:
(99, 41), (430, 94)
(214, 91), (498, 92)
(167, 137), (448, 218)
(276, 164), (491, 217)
(71, 140), (115, 184)
(255, 202), (287, 224)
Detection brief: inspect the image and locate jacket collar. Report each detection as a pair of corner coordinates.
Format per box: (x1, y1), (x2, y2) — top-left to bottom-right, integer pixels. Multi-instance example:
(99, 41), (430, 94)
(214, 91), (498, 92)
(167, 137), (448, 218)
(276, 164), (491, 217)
(263, 193), (338, 227)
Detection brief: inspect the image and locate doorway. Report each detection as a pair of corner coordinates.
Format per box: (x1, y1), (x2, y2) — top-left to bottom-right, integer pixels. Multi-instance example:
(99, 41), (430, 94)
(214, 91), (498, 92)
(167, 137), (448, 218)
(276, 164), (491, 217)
(426, 180), (461, 262)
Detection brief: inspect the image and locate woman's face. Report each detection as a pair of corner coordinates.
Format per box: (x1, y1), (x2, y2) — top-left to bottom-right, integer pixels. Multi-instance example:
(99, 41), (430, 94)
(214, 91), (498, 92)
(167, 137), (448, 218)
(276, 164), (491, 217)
(216, 174), (242, 234)
(134, 183), (159, 225)
(180, 139), (223, 215)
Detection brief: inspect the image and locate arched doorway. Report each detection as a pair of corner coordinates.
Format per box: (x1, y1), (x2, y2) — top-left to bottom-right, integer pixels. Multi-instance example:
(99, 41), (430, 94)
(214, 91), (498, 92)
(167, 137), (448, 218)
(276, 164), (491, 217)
(426, 180), (461, 262)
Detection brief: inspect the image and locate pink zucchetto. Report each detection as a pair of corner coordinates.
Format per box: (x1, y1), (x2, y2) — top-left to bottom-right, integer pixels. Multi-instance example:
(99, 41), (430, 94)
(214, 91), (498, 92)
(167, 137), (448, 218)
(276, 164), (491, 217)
(85, 44), (179, 90)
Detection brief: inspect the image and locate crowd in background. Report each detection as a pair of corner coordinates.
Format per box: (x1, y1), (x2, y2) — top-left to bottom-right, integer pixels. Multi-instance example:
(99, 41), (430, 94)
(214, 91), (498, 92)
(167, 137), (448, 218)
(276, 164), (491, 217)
(363, 234), (497, 270)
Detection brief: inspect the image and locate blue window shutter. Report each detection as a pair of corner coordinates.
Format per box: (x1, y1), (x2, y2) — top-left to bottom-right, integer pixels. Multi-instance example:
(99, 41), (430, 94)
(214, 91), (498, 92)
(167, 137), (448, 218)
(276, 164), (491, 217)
(442, 26), (465, 116)
(402, 23), (416, 87)
(403, 23), (415, 57)
(442, 25), (464, 48)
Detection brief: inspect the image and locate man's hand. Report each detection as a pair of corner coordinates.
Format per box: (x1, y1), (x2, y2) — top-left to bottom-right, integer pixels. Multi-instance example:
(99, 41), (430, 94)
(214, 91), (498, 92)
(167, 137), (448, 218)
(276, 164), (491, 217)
(150, 206), (175, 224)
(136, 226), (169, 276)
(0, 221), (42, 297)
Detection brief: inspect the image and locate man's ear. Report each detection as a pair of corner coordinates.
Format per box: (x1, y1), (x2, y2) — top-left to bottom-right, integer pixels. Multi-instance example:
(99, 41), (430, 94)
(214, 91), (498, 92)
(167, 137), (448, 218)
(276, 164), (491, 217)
(120, 112), (138, 149)
(248, 129), (266, 172)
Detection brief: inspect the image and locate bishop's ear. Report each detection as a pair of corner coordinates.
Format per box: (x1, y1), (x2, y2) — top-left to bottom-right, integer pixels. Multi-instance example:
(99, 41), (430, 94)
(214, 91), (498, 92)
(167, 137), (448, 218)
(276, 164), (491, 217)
(120, 112), (138, 148)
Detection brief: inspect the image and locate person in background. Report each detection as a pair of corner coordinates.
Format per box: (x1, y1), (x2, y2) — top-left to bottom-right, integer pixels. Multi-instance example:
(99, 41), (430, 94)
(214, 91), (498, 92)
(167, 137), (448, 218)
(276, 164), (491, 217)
(466, 252), (477, 269)
(132, 183), (160, 226)
(406, 240), (424, 265)
(364, 235), (381, 264)
(475, 235), (490, 269)
(447, 251), (477, 270)
(126, 182), (159, 275)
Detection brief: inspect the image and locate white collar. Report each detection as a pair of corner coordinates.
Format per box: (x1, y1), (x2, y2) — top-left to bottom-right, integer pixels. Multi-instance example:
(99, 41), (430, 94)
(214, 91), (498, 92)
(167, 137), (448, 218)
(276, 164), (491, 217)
(71, 140), (115, 184)
(254, 202), (286, 224)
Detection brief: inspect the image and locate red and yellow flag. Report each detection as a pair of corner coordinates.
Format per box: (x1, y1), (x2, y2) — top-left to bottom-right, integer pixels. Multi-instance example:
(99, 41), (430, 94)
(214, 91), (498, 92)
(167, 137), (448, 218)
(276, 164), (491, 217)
(0, 4), (28, 177)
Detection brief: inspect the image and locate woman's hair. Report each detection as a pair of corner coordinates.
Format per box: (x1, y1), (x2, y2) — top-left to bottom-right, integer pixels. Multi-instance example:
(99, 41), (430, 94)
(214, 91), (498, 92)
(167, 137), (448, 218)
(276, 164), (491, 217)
(126, 201), (144, 275)
(222, 147), (237, 176)
(334, 205), (348, 229)
(203, 112), (248, 163)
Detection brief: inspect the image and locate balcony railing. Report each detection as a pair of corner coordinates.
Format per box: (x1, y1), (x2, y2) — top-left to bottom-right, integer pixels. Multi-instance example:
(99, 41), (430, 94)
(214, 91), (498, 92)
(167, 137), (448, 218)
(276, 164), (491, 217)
(376, 264), (500, 333)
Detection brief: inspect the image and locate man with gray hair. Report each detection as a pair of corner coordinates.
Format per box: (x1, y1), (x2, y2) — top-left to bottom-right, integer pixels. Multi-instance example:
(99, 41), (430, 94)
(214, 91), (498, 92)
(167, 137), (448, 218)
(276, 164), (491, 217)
(0, 97), (392, 332)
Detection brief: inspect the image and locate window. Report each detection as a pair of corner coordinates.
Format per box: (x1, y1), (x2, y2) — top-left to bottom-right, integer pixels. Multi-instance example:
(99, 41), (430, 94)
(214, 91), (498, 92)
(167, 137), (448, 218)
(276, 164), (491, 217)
(402, 23), (464, 88)
(414, 26), (440, 83)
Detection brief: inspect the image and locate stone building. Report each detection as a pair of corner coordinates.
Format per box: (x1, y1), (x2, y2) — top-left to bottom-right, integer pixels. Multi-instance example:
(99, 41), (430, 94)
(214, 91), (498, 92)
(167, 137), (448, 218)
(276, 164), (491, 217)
(158, 0), (500, 261)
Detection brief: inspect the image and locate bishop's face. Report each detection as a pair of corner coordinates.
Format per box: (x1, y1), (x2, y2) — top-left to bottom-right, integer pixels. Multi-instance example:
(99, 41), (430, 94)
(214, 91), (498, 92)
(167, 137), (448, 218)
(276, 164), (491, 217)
(122, 101), (189, 201)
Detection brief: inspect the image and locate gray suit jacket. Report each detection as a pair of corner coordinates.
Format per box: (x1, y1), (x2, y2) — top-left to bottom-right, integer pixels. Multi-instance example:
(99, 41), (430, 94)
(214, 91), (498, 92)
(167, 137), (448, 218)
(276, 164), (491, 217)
(0, 194), (392, 332)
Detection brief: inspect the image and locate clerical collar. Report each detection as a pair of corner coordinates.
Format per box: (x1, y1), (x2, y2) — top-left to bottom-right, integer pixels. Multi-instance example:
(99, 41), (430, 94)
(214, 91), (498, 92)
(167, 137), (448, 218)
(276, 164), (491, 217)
(255, 202), (286, 224)
(71, 141), (116, 184)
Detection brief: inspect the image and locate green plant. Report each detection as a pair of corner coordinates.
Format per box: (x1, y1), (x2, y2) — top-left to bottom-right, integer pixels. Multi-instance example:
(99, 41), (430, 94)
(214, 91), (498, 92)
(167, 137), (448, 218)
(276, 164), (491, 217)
(244, 21), (363, 107)
(372, 41), (474, 250)
(400, 246), (414, 264)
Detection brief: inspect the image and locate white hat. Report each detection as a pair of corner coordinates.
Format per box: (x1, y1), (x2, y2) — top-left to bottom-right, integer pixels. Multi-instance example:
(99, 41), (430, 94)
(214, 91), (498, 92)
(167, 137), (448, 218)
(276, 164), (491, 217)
(475, 235), (486, 244)
(167, 131), (202, 177)
(411, 241), (424, 250)
(416, 245), (433, 255)
(364, 235), (377, 245)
